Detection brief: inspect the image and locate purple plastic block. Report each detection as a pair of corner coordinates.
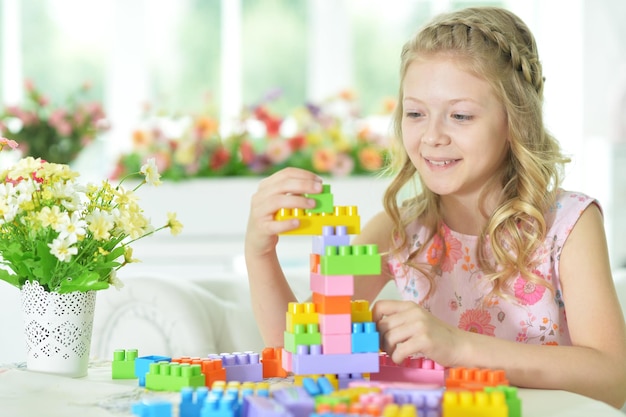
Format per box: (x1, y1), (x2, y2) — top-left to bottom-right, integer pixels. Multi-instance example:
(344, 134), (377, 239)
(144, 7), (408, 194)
(272, 386), (316, 417)
(245, 395), (292, 417)
(212, 352), (263, 382)
(384, 387), (444, 416)
(337, 373), (364, 389)
(290, 345), (379, 375)
(312, 226), (350, 255)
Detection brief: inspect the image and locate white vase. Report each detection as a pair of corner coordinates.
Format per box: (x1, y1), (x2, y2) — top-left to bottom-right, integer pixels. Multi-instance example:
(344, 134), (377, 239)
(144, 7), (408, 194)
(21, 281), (96, 378)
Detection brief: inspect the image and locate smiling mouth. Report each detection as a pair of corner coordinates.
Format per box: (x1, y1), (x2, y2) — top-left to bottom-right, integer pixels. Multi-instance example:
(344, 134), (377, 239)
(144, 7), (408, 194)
(425, 158), (459, 166)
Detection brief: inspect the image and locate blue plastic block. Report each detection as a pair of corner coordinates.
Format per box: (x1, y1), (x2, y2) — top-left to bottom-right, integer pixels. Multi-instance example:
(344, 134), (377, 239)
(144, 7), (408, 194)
(135, 355), (171, 387)
(351, 322), (380, 353)
(180, 387), (209, 417)
(132, 400), (173, 417)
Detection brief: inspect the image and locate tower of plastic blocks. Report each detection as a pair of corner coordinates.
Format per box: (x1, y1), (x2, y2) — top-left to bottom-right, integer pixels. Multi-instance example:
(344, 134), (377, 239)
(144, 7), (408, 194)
(276, 184), (382, 378)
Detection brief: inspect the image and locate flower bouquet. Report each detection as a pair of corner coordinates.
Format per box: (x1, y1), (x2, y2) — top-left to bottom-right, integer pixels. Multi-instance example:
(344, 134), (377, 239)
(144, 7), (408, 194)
(112, 90), (393, 180)
(0, 137), (183, 377)
(0, 80), (108, 165)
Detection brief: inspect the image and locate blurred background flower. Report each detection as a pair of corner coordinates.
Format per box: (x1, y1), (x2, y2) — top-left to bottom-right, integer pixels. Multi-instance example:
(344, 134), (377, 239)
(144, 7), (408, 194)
(0, 80), (109, 165)
(112, 90), (394, 180)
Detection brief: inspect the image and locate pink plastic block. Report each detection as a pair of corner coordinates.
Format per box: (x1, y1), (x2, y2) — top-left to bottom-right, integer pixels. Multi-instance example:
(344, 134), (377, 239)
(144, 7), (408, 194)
(312, 226), (351, 255)
(310, 273), (354, 296)
(318, 313), (351, 335)
(321, 334), (352, 354)
(284, 346), (379, 375)
(281, 349), (293, 373)
(370, 353), (446, 386)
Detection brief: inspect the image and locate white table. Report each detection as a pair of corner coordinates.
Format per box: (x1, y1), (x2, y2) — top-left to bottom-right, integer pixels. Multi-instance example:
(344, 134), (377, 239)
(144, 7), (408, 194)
(0, 361), (623, 417)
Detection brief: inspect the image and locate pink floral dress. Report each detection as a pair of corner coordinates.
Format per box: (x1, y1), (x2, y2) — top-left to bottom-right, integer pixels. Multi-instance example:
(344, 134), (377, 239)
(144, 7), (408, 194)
(387, 190), (597, 345)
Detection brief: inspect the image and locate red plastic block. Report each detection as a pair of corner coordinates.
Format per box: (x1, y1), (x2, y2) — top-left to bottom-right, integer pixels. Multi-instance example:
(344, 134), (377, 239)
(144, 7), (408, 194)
(261, 347), (288, 378)
(370, 353), (446, 385)
(312, 293), (351, 314)
(442, 390), (508, 417)
(445, 367), (509, 391)
(274, 206), (360, 235)
(310, 272), (354, 296)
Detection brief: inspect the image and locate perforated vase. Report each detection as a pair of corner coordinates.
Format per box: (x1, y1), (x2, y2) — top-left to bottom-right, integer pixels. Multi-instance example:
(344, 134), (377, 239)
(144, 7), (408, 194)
(21, 281), (96, 377)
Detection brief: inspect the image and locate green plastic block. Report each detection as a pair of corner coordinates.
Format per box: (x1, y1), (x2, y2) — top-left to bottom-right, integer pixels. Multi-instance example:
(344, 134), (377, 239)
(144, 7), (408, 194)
(320, 244), (381, 275)
(305, 184), (334, 214)
(485, 386), (521, 417)
(145, 362), (205, 391)
(284, 323), (322, 353)
(112, 349), (139, 379)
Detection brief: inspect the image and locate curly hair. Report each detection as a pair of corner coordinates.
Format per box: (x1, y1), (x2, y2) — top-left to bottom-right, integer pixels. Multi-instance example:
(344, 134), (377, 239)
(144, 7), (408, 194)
(383, 6), (570, 300)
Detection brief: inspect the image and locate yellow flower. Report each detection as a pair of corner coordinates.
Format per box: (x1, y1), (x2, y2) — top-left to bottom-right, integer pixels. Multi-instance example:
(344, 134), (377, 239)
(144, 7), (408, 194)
(124, 246), (140, 264)
(140, 158), (162, 186)
(167, 212), (183, 236)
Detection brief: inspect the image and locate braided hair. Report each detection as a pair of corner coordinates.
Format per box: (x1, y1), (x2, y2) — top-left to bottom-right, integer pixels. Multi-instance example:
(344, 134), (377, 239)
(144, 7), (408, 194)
(383, 7), (570, 300)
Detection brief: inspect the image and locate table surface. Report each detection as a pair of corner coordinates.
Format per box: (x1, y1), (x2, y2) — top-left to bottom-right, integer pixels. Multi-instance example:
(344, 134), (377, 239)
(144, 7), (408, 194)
(0, 361), (624, 417)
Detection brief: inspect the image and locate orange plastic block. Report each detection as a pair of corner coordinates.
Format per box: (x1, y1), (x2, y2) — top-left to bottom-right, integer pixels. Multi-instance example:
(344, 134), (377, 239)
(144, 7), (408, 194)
(442, 390), (508, 417)
(261, 347), (288, 378)
(351, 300), (373, 323)
(286, 302), (319, 332)
(445, 367), (509, 391)
(312, 293), (352, 314)
(275, 206), (360, 235)
(173, 356), (226, 387)
(310, 253), (321, 273)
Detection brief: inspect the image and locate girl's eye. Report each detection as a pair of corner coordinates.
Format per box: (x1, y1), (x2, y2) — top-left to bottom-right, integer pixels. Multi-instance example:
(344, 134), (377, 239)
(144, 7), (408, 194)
(405, 111), (422, 118)
(452, 114), (473, 121)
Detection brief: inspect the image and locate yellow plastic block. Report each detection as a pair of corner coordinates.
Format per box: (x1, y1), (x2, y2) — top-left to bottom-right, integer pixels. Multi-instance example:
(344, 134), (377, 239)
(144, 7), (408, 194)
(351, 300), (373, 323)
(286, 302), (319, 332)
(442, 390), (508, 417)
(275, 206), (360, 235)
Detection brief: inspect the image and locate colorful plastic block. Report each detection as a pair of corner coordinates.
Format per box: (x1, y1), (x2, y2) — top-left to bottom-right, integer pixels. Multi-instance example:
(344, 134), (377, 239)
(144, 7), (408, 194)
(284, 323), (322, 353)
(201, 389), (239, 417)
(336, 373), (365, 389)
(380, 403), (418, 417)
(211, 352), (263, 382)
(310, 272), (354, 296)
(286, 302), (319, 332)
(282, 346), (379, 375)
(320, 244), (381, 275)
(245, 395), (292, 417)
(485, 386), (521, 417)
(383, 386), (444, 416)
(318, 313), (352, 335)
(272, 386), (316, 417)
(442, 390), (508, 417)
(351, 322), (379, 353)
(294, 374), (339, 391)
(351, 300), (373, 323)
(132, 400), (173, 417)
(274, 206), (360, 235)
(135, 355), (172, 387)
(173, 357), (227, 388)
(370, 353), (446, 385)
(261, 347), (288, 378)
(311, 293), (351, 314)
(321, 333), (352, 354)
(112, 348), (138, 379)
(145, 361), (205, 391)
(180, 387), (209, 417)
(445, 367), (509, 391)
(312, 226), (350, 254)
(305, 184), (334, 214)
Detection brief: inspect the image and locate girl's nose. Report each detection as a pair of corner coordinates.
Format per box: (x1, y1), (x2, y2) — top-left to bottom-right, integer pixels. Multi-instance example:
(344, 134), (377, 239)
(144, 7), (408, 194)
(421, 118), (450, 146)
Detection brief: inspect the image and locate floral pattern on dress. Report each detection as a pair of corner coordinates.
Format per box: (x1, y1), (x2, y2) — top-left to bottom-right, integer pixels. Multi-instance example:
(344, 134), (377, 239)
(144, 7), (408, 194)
(513, 274), (547, 305)
(458, 309), (496, 336)
(426, 225), (463, 272)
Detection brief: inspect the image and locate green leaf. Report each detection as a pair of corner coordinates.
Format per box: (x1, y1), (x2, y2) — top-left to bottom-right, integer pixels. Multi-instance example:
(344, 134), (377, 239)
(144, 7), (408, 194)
(0, 269), (20, 288)
(57, 270), (109, 293)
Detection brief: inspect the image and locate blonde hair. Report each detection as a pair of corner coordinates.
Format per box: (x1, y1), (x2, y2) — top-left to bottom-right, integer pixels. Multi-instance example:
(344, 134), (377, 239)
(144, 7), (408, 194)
(383, 6), (570, 299)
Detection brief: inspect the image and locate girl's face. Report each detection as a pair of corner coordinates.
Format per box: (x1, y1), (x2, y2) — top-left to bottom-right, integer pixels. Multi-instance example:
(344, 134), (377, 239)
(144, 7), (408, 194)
(401, 55), (509, 203)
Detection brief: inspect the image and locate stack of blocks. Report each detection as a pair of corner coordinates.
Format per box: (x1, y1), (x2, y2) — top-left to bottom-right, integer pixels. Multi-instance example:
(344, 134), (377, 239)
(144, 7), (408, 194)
(277, 185), (382, 380)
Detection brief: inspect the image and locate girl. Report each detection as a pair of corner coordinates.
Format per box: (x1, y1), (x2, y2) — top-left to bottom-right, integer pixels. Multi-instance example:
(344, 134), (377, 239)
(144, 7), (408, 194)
(245, 6), (626, 408)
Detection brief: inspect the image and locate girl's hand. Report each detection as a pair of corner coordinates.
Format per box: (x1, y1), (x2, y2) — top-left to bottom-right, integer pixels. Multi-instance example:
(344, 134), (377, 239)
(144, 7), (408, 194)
(372, 299), (465, 367)
(245, 167), (323, 258)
